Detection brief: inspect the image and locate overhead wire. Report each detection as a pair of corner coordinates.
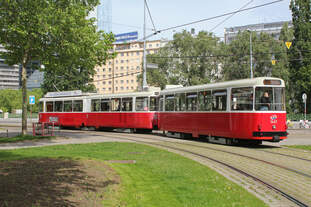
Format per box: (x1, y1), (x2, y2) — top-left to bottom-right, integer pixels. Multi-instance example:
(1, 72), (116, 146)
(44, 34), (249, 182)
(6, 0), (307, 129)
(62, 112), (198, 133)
(92, 50), (306, 83)
(210, 0), (254, 32)
(144, 0), (157, 32)
(136, 0), (284, 42)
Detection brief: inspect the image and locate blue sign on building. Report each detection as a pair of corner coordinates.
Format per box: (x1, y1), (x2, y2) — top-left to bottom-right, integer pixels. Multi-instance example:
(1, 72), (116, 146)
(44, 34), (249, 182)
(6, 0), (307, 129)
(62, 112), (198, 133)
(29, 96), (35, 105)
(115, 31), (138, 43)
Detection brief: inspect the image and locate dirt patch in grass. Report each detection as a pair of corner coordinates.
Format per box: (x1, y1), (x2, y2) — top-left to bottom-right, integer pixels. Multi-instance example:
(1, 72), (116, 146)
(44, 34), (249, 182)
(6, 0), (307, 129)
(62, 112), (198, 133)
(0, 158), (120, 207)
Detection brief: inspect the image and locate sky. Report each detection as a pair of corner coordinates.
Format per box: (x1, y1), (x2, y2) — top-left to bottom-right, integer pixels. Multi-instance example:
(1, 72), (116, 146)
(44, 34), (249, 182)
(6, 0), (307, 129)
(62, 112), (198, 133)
(109, 0), (292, 41)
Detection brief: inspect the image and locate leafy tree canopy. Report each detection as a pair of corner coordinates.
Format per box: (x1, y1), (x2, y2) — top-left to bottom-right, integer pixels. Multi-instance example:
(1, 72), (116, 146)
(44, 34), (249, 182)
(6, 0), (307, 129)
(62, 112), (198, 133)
(0, 0), (114, 134)
(145, 30), (223, 89)
(289, 0), (311, 113)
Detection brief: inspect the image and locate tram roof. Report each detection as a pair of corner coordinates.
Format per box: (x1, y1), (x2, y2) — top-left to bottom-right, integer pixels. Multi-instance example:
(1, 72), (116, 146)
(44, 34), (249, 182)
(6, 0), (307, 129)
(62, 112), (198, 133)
(40, 88), (160, 101)
(160, 77), (285, 95)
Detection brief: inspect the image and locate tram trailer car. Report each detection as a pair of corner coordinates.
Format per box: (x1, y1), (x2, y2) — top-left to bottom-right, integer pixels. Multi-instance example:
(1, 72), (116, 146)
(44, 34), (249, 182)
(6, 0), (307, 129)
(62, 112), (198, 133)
(39, 89), (160, 132)
(158, 77), (287, 144)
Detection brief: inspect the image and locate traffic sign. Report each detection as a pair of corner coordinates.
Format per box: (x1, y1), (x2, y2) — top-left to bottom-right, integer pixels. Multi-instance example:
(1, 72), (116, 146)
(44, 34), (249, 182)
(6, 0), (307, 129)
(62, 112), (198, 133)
(285, 41), (292, 49)
(29, 96), (35, 105)
(271, 59), (276, 65)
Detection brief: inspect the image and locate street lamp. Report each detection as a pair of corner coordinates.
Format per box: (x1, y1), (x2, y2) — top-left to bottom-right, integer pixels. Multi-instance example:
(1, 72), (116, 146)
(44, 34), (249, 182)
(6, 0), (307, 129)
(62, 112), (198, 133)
(247, 30), (253, 79)
(142, 0), (148, 91)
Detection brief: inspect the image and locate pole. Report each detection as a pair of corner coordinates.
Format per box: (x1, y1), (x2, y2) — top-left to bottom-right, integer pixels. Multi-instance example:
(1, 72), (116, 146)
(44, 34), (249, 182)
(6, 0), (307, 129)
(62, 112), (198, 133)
(142, 0), (148, 90)
(305, 101), (307, 121)
(250, 31), (253, 79)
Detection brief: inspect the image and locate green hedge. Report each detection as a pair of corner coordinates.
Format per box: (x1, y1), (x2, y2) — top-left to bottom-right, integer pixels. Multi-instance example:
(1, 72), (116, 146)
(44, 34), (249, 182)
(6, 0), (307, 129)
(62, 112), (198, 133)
(287, 113), (311, 121)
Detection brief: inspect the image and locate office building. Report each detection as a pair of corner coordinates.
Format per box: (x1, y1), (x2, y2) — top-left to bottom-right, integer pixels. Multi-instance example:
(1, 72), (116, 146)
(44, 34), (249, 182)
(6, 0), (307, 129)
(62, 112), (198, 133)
(224, 21), (292, 44)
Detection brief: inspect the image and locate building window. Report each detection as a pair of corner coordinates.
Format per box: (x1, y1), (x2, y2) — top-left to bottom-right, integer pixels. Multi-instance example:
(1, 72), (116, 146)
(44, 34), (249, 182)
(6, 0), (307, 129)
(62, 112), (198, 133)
(108, 74), (111, 78)
(131, 86), (134, 89)
(136, 66), (140, 70)
(127, 80), (129, 83)
(121, 53), (124, 56)
(121, 80), (124, 83)
(121, 86), (124, 90)
(121, 66), (124, 70)
(149, 44), (152, 48)
(121, 60), (124, 63)
(115, 87), (118, 91)
(103, 75), (106, 78)
(126, 86), (129, 90)
(131, 80), (134, 83)
(115, 80), (118, 84)
(103, 69), (105, 72)
(103, 88), (105, 91)
(103, 81), (106, 84)
(109, 68), (112, 72)
(109, 87), (111, 91)
(116, 67), (118, 70)
(136, 52), (140, 55)
(116, 60), (118, 64)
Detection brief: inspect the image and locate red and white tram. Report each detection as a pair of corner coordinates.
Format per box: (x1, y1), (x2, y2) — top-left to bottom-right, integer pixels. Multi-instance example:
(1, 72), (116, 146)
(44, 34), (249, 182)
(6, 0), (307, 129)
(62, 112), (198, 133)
(158, 77), (287, 144)
(38, 77), (287, 144)
(39, 89), (160, 132)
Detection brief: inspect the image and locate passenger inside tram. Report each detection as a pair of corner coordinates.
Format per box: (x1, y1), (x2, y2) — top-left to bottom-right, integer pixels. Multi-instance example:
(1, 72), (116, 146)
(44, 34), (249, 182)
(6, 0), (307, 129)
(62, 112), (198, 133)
(260, 91), (271, 111)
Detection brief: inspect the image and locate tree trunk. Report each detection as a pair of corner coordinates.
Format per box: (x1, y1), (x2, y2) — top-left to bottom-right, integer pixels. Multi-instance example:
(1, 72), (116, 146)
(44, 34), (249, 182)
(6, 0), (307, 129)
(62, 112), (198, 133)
(21, 63), (28, 136)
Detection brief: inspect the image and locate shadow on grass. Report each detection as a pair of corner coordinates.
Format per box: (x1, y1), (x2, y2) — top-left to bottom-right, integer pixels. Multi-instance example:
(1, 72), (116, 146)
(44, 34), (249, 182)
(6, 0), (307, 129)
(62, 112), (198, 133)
(0, 158), (118, 207)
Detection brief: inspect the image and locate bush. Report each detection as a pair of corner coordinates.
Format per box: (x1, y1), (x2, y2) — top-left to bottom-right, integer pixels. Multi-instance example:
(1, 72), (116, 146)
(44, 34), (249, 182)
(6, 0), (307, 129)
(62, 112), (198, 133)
(287, 113), (311, 121)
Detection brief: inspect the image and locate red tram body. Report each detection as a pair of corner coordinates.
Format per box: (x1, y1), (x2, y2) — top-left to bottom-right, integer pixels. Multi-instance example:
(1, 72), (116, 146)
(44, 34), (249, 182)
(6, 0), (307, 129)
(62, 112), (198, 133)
(39, 77), (287, 144)
(39, 90), (159, 131)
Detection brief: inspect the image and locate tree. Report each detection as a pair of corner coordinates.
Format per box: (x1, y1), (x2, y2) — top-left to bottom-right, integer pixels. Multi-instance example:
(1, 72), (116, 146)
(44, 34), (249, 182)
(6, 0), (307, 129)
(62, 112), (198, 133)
(221, 31), (289, 84)
(289, 0), (311, 113)
(145, 30), (223, 88)
(0, 0), (114, 135)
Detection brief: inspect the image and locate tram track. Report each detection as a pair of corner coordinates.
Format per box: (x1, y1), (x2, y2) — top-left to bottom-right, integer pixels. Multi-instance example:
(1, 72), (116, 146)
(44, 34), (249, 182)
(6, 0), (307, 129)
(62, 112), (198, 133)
(60, 129), (311, 207)
(103, 132), (309, 207)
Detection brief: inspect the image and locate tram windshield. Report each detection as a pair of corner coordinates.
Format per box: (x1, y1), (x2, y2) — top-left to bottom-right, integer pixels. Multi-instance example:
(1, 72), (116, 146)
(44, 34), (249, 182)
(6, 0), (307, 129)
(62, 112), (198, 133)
(255, 87), (285, 111)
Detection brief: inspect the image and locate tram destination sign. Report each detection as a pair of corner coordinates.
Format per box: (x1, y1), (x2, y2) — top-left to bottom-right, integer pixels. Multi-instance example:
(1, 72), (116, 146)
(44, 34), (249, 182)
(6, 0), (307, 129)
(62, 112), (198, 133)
(45, 90), (82, 98)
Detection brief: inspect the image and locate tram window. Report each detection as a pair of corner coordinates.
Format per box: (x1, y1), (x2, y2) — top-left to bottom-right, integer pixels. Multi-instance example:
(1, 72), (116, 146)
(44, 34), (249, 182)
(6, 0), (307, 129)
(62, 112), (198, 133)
(46, 102), (53, 112)
(91, 99), (100, 112)
(64, 101), (73, 112)
(101, 99), (111, 111)
(136, 97), (149, 111)
(39, 102), (43, 112)
(112, 98), (121, 111)
(255, 87), (285, 111)
(149, 97), (158, 111)
(121, 98), (132, 111)
(159, 96), (164, 111)
(231, 88), (253, 111)
(212, 90), (227, 111)
(186, 93), (198, 111)
(176, 93), (186, 111)
(54, 101), (63, 112)
(198, 91), (212, 111)
(165, 95), (175, 111)
(73, 100), (83, 112)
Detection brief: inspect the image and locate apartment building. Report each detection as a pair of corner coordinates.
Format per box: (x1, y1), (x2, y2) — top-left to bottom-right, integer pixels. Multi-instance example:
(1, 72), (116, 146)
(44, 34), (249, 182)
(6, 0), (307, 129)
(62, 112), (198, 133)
(93, 39), (166, 94)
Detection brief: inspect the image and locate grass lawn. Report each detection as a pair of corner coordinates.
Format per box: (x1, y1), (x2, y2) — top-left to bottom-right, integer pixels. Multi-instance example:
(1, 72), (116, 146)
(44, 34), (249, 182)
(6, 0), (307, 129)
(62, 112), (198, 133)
(286, 145), (311, 151)
(0, 142), (267, 207)
(0, 134), (54, 143)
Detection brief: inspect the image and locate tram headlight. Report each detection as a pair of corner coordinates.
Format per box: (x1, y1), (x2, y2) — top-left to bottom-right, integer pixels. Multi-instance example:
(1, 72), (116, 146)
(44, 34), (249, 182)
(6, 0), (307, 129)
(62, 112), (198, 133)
(272, 125), (276, 129)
